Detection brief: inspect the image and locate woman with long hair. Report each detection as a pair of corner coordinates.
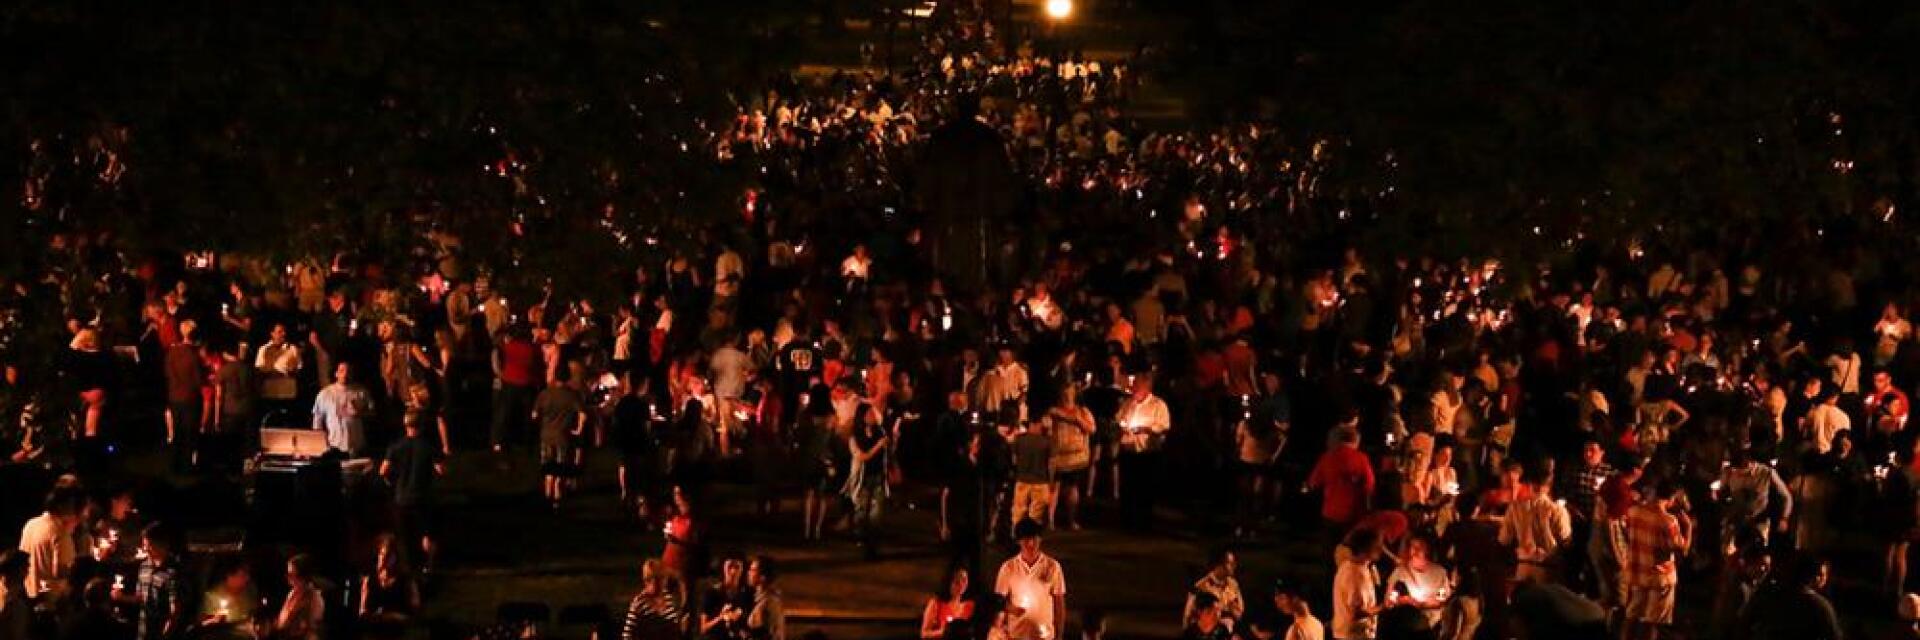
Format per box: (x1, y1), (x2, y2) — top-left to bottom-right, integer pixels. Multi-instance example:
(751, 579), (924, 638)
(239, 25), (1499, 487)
(1048, 385), (1094, 530)
(622, 558), (687, 640)
(844, 403), (891, 559)
(359, 536), (421, 636)
(920, 566), (976, 639)
(661, 486), (705, 590)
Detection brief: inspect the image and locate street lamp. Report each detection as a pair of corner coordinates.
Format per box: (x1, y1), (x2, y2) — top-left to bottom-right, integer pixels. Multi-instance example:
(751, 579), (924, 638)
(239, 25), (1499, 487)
(1044, 0), (1072, 20)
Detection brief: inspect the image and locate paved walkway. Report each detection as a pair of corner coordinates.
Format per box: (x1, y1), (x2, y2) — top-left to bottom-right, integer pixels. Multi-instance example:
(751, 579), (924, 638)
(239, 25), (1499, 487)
(421, 449), (1319, 638)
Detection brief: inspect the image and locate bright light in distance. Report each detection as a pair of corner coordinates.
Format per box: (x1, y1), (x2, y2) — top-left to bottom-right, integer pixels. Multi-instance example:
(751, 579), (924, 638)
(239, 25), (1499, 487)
(1045, 0), (1073, 20)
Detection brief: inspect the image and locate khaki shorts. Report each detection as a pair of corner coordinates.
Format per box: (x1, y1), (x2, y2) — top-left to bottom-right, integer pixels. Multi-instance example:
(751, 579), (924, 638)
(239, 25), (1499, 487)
(1012, 482), (1054, 525)
(1625, 584), (1675, 624)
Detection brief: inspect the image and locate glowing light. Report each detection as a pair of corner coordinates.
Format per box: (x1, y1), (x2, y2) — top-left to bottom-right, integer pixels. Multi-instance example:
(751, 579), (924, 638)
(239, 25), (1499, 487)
(1044, 0), (1073, 20)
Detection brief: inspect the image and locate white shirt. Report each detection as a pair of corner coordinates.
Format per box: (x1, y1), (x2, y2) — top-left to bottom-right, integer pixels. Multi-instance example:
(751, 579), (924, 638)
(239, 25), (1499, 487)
(612, 317), (638, 362)
(1285, 614), (1326, 640)
(1500, 494), (1572, 562)
(312, 382), (371, 454)
(255, 340), (303, 399)
(1385, 562), (1451, 629)
(1806, 404), (1851, 454)
(1332, 559), (1378, 639)
(17, 513), (70, 599)
(1117, 394), (1171, 451)
(1827, 353), (1861, 395)
(1429, 391), (1460, 436)
(1025, 296), (1064, 330)
(710, 346), (751, 400)
(840, 254), (872, 280)
(995, 552), (1066, 640)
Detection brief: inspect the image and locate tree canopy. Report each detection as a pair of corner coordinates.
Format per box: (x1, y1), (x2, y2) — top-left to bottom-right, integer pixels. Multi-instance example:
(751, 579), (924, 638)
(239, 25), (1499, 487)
(1144, 0), (1920, 256)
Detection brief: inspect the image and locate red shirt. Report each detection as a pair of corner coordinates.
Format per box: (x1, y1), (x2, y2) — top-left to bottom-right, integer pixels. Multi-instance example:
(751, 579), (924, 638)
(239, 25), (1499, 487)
(1193, 350), (1226, 391)
(1223, 342), (1257, 396)
(1309, 445), (1375, 525)
(498, 338), (539, 387)
(1867, 387), (1911, 432)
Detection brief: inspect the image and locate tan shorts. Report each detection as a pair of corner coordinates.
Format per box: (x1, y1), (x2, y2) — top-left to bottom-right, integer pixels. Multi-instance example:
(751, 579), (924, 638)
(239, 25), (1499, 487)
(1013, 482), (1054, 524)
(1625, 584), (1675, 624)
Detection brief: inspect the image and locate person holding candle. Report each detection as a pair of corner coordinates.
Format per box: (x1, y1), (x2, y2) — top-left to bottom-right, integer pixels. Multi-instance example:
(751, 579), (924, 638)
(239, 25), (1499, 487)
(697, 556), (753, 640)
(18, 485), (84, 603)
(1384, 536), (1450, 639)
(1423, 443), (1461, 535)
(196, 559), (260, 639)
(1181, 549), (1242, 631)
(995, 520), (1066, 640)
(662, 486), (705, 588)
(122, 523), (183, 640)
(921, 567), (976, 639)
(1180, 592), (1231, 640)
(1115, 375), (1170, 527)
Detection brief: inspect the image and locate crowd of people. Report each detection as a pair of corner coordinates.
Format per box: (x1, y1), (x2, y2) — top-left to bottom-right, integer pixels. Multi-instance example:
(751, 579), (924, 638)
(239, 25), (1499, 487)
(4, 2), (1920, 640)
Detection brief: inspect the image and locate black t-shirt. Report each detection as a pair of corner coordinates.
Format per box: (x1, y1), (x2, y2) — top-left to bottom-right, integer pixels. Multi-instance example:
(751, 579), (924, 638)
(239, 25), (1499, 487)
(778, 343), (820, 391)
(384, 435), (440, 505)
(612, 394), (659, 458)
(853, 419), (887, 480)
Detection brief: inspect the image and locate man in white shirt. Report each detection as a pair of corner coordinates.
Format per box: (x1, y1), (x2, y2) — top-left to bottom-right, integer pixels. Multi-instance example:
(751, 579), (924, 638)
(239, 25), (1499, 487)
(1826, 347), (1862, 397)
(1333, 529), (1383, 639)
(711, 336), (753, 455)
(312, 363), (373, 455)
(255, 323), (304, 416)
(17, 487), (84, 601)
(840, 244), (872, 286)
(1115, 377), (1170, 453)
(979, 346), (1031, 423)
(1804, 392), (1851, 454)
(1114, 375), (1172, 526)
(1182, 549), (1244, 630)
(1271, 582), (1326, 640)
(996, 520), (1067, 640)
(1499, 470), (1572, 583)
